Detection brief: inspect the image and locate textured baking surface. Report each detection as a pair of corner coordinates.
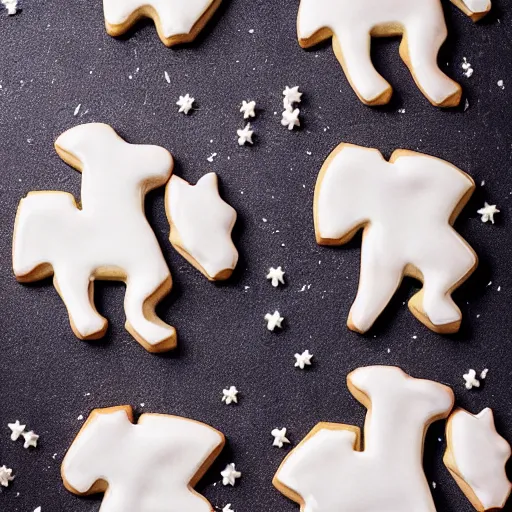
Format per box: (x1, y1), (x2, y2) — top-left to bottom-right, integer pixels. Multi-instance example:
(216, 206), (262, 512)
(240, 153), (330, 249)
(0, 1), (511, 511)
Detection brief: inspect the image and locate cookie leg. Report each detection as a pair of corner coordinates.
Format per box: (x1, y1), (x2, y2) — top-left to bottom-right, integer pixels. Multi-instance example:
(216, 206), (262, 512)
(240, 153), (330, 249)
(348, 250), (403, 333)
(123, 272), (176, 352)
(332, 31), (392, 106)
(400, 21), (461, 107)
(53, 271), (107, 340)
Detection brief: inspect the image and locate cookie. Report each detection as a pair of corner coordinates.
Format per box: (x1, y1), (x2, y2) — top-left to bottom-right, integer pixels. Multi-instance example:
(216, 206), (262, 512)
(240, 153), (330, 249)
(62, 406), (225, 511)
(297, 0), (491, 106)
(273, 365), (454, 511)
(314, 143), (477, 334)
(165, 173), (238, 281)
(103, 0), (222, 47)
(13, 123), (176, 353)
(444, 408), (512, 511)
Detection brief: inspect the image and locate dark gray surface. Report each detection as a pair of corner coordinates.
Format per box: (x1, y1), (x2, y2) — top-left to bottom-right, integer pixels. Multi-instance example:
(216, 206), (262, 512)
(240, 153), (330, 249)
(0, 0), (511, 511)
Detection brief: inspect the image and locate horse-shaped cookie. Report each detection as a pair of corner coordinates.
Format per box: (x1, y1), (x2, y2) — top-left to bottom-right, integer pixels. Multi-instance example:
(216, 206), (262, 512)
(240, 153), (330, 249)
(103, 0), (222, 46)
(297, 0), (491, 106)
(165, 173), (238, 281)
(274, 365), (455, 512)
(314, 143), (478, 334)
(62, 406), (225, 512)
(13, 123), (176, 353)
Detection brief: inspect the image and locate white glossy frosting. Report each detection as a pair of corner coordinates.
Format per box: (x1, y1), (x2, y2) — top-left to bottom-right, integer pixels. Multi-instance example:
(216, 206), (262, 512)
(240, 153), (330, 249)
(13, 123), (175, 351)
(166, 173), (238, 280)
(103, 0), (217, 38)
(447, 408), (512, 510)
(297, 0), (489, 105)
(62, 407), (224, 512)
(315, 143), (477, 333)
(275, 366), (454, 512)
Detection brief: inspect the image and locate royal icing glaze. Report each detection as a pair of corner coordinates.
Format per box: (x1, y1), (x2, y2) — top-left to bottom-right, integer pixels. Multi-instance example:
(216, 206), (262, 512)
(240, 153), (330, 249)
(62, 406), (225, 512)
(166, 173), (238, 281)
(297, 0), (491, 106)
(314, 143), (477, 334)
(13, 123), (176, 353)
(444, 408), (512, 511)
(103, 0), (222, 46)
(274, 366), (455, 511)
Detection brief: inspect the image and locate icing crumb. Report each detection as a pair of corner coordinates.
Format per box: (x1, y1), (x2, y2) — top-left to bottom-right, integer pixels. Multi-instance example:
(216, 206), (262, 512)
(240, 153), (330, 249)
(283, 86), (302, 108)
(22, 431), (39, 449)
(463, 369), (480, 390)
(2, 0), (18, 15)
(221, 386), (239, 405)
(432, 482), (437, 489)
(267, 266), (285, 287)
(477, 202), (500, 224)
(480, 368), (489, 379)
(164, 71), (170, 83)
(77, 414), (84, 421)
(237, 123), (254, 146)
(271, 427), (291, 448)
(462, 58), (474, 78)
(176, 94), (195, 115)
(73, 104), (81, 116)
(223, 505), (234, 512)
(221, 463), (241, 486)
(248, 29), (254, 34)
(464, 98), (470, 112)
(281, 105), (300, 130)
(398, 108), (406, 114)
(265, 311), (284, 331)
(0, 466), (14, 487)
(497, 80), (505, 90)
(207, 153), (217, 163)
(240, 100), (256, 119)
(294, 350), (313, 369)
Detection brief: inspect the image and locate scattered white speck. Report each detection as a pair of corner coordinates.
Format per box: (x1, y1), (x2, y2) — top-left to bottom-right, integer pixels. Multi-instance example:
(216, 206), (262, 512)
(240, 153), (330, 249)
(248, 29), (255, 34)
(481, 180), (485, 186)
(432, 482), (437, 489)
(398, 108), (406, 114)
(462, 57), (474, 78)
(164, 71), (170, 83)
(52, 453), (57, 460)
(306, 151), (312, 156)
(73, 104), (81, 116)
(140, 403), (145, 407)
(480, 368), (489, 379)
(464, 98), (470, 111)
(77, 415), (84, 421)
(387, 348), (391, 354)
(412, 335), (417, 340)
(497, 286), (501, 292)
(207, 153), (218, 163)
(497, 80), (505, 90)
(262, 218), (267, 223)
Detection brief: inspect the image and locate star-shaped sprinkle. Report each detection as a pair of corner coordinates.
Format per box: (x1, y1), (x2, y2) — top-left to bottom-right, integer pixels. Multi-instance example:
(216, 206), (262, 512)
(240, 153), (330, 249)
(2, 0), (18, 15)
(294, 350), (313, 369)
(221, 463), (241, 486)
(0, 466), (14, 487)
(283, 86), (302, 107)
(223, 505), (234, 512)
(281, 106), (300, 131)
(222, 386), (239, 405)
(176, 94), (195, 115)
(22, 430), (39, 449)
(271, 427), (291, 448)
(477, 202), (500, 224)
(265, 311), (284, 331)
(463, 369), (480, 390)
(237, 123), (254, 146)
(266, 266), (285, 287)
(240, 100), (256, 119)
(8, 420), (26, 441)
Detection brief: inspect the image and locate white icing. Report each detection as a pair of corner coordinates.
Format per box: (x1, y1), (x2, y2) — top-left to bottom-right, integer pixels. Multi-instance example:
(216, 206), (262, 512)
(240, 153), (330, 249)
(315, 144), (477, 333)
(62, 407), (224, 512)
(103, 0), (216, 38)
(13, 123), (175, 350)
(463, 369), (480, 389)
(296, 0), (490, 105)
(461, 0), (491, 14)
(447, 408), (511, 510)
(275, 366), (454, 511)
(166, 173), (238, 280)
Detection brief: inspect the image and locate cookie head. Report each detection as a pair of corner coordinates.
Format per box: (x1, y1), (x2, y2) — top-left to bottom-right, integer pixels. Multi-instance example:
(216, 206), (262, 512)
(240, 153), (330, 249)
(166, 173), (238, 281)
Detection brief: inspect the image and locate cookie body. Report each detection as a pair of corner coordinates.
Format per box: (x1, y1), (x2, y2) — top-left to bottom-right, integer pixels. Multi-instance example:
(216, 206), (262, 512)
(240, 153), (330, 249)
(314, 143), (477, 334)
(12, 123), (176, 353)
(273, 366), (454, 511)
(103, 0), (222, 46)
(165, 173), (238, 281)
(297, 0), (491, 106)
(62, 406), (225, 512)
(444, 408), (512, 511)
